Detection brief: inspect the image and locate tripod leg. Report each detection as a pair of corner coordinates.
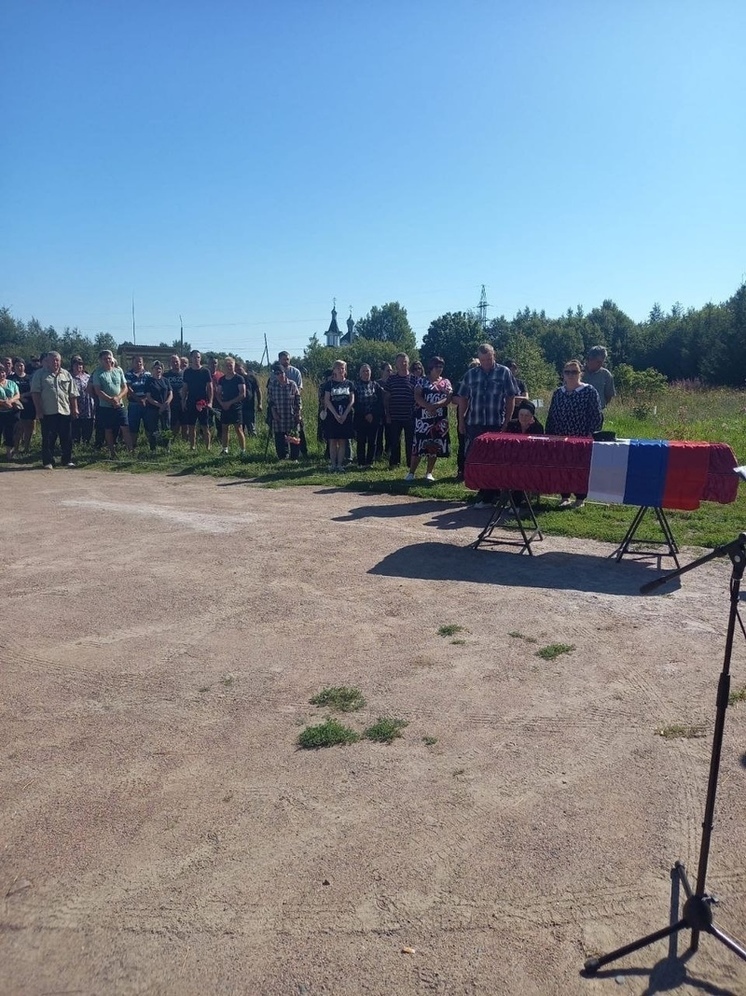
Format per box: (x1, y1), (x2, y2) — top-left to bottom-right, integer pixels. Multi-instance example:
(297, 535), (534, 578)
(584, 919), (687, 974)
(708, 924), (746, 961)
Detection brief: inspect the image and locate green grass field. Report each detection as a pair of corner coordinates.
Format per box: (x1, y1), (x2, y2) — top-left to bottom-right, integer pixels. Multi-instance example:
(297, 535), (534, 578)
(11, 384), (746, 548)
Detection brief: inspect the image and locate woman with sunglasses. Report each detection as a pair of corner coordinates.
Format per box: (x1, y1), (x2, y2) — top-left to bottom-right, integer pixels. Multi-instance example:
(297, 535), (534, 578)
(546, 359), (603, 508)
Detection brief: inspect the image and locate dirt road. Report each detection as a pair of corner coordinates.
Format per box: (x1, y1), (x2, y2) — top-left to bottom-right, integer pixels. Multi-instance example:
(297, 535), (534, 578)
(2, 470), (745, 995)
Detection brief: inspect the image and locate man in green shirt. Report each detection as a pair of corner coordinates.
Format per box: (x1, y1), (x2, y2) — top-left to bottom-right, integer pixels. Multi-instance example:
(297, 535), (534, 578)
(30, 351), (79, 469)
(90, 350), (135, 458)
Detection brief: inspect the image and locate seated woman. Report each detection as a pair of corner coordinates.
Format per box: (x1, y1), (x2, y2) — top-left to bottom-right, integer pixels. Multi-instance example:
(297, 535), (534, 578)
(504, 400), (545, 508)
(546, 359), (603, 508)
(505, 399), (544, 436)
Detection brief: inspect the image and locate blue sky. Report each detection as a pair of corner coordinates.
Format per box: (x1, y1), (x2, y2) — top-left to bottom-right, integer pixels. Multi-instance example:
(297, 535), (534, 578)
(3, 0), (744, 361)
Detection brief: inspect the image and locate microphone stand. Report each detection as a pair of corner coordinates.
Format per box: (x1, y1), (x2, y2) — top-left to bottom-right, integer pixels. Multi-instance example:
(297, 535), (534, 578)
(585, 533), (746, 974)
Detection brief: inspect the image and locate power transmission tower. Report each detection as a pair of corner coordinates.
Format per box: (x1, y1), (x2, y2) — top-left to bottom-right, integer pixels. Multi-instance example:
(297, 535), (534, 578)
(477, 285), (490, 330)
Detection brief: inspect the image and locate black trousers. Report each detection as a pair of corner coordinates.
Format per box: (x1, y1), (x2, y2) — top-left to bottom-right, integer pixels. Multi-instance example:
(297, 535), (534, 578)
(0, 410), (18, 449)
(356, 422), (378, 465)
(388, 417), (414, 467)
(71, 417), (94, 446)
(143, 407), (171, 449)
(274, 431), (300, 460)
(41, 414), (72, 466)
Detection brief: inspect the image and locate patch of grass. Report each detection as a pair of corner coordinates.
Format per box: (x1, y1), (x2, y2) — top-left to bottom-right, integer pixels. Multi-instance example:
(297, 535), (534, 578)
(309, 686), (366, 712)
(438, 624), (465, 637)
(297, 719), (360, 749)
(422, 736), (438, 746)
(221, 675), (234, 687)
(363, 717), (408, 744)
(198, 685), (211, 693)
(728, 686), (746, 706)
(509, 631), (538, 644)
(452, 768), (466, 778)
(656, 723), (706, 740)
(536, 643), (575, 661)
(451, 638), (467, 645)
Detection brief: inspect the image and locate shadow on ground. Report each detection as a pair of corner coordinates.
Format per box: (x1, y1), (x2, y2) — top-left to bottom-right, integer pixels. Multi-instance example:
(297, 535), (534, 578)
(368, 541), (681, 595)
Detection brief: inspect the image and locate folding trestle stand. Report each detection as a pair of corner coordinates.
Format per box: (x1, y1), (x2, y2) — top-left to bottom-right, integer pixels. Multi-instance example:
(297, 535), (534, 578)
(472, 491), (543, 556)
(613, 505), (681, 568)
(585, 533), (746, 976)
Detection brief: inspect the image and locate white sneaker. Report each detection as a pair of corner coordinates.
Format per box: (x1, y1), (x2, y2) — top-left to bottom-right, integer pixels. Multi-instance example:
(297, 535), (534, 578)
(404, 472), (415, 481)
(557, 498), (573, 508)
(474, 500), (491, 509)
(66, 462), (76, 468)
(43, 463), (54, 470)
(425, 473), (435, 482)
(222, 448), (229, 455)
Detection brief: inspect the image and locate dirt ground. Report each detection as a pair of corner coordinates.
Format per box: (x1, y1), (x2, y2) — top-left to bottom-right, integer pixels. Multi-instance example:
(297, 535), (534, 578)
(2, 469), (745, 996)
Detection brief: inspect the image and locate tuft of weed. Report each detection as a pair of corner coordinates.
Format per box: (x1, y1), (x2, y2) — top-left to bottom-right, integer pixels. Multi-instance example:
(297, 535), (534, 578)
(451, 638), (467, 646)
(422, 736), (438, 746)
(438, 624), (465, 637)
(728, 687), (746, 706)
(656, 724), (706, 740)
(536, 643), (575, 661)
(297, 719), (360, 749)
(309, 686), (366, 712)
(363, 717), (408, 744)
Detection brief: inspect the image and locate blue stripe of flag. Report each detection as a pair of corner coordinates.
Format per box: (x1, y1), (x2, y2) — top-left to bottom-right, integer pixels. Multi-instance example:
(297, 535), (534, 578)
(622, 439), (670, 507)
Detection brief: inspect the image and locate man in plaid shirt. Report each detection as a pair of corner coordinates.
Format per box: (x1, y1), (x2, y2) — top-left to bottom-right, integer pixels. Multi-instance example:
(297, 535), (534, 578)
(267, 362), (302, 460)
(456, 343), (520, 507)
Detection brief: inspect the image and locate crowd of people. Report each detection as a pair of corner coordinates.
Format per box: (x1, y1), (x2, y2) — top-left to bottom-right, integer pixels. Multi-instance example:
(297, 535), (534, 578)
(0, 343), (615, 507)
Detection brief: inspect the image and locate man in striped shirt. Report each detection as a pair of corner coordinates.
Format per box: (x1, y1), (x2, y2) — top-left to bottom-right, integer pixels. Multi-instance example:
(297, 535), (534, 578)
(383, 352), (417, 470)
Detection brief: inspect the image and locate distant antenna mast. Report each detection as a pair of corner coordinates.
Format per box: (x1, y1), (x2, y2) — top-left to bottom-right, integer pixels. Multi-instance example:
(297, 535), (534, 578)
(478, 285), (490, 330)
(131, 294), (136, 344)
(179, 314), (184, 354)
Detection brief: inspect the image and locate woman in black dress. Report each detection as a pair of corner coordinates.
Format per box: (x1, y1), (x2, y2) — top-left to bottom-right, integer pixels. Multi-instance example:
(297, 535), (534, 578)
(323, 360), (355, 472)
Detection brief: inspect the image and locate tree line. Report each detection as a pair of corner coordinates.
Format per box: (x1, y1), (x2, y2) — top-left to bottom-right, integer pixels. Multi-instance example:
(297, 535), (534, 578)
(3, 281), (745, 390)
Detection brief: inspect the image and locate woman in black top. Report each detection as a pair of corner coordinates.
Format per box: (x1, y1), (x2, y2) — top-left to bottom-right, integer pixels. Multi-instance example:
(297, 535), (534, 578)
(352, 364), (384, 467)
(143, 361), (174, 451)
(216, 356), (247, 457)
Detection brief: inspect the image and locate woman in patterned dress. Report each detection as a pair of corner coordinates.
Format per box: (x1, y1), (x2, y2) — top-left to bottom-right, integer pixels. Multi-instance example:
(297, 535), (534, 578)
(406, 356), (452, 482)
(546, 358), (603, 508)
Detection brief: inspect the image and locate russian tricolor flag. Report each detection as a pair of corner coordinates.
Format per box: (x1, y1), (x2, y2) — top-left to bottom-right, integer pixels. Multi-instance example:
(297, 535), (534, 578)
(588, 440), (712, 510)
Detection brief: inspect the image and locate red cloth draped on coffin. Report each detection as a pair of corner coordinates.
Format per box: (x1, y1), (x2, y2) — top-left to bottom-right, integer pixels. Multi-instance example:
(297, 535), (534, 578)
(464, 434), (739, 509)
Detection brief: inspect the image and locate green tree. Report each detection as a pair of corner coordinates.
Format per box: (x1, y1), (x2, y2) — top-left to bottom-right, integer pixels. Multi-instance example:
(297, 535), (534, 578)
(420, 311), (483, 381)
(354, 302), (416, 354)
(303, 337), (412, 381)
(497, 333), (558, 397)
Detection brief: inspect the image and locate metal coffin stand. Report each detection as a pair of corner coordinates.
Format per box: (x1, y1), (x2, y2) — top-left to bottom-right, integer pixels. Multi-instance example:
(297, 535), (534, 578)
(613, 505), (681, 568)
(472, 491), (544, 556)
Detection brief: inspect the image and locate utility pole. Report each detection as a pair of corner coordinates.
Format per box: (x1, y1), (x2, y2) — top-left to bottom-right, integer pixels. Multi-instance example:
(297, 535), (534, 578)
(179, 314), (184, 355)
(131, 294), (136, 344)
(477, 285), (490, 330)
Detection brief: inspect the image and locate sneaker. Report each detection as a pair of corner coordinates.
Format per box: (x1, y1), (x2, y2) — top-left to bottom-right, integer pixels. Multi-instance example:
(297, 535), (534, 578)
(573, 498), (586, 509)
(222, 448), (230, 455)
(404, 472), (415, 481)
(474, 500), (491, 509)
(66, 462), (76, 468)
(43, 463), (54, 470)
(425, 473), (435, 482)
(557, 498), (573, 508)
